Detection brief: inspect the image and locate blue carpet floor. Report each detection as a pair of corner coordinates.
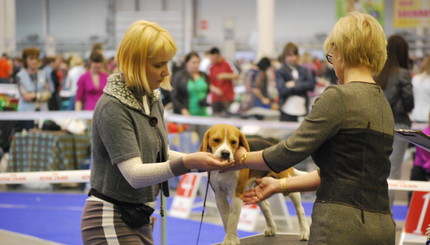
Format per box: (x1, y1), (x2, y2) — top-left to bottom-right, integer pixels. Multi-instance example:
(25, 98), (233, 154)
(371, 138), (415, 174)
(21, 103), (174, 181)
(0, 192), (408, 245)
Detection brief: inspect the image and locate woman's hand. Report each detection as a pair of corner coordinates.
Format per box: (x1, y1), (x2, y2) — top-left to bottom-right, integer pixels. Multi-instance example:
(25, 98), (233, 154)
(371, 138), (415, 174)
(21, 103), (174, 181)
(285, 80), (295, 88)
(234, 146), (248, 165)
(210, 85), (223, 96)
(243, 177), (281, 204)
(182, 152), (233, 171)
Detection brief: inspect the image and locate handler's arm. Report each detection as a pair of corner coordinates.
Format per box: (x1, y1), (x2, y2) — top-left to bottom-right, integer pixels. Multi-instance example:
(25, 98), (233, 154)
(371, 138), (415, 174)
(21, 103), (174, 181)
(282, 169), (320, 193)
(243, 170), (320, 204)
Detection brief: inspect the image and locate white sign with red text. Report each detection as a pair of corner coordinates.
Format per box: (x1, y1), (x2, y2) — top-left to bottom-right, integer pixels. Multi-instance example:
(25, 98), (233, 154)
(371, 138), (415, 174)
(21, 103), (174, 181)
(237, 203), (261, 231)
(169, 173), (203, 219)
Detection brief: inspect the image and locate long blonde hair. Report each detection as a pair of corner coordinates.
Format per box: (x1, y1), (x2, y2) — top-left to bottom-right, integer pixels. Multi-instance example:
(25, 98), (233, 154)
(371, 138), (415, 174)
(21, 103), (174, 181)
(115, 20), (177, 93)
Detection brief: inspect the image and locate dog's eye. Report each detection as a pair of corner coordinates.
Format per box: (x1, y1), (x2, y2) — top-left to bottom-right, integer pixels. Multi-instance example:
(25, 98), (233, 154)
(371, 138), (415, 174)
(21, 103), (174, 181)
(213, 138), (220, 143)
(231, 140), (237, 145)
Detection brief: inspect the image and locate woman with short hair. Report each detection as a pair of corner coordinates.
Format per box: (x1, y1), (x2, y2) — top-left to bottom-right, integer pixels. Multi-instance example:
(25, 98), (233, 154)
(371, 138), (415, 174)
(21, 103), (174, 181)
(80, 20), (231, 245)
(228, 11), (396, 244)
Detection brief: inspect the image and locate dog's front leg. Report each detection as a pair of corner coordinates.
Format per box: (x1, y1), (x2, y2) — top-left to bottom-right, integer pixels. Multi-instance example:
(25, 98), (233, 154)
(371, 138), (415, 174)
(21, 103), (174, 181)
(257, 200), (277, 236)
(214, 192), (230, 232)
(221, 195), (242, 245)
(288, 191), (310, 241)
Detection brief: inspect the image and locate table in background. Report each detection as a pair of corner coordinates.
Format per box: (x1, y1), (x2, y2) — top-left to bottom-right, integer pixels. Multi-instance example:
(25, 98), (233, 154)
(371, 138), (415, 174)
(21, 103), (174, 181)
(8, 130), (90, 172)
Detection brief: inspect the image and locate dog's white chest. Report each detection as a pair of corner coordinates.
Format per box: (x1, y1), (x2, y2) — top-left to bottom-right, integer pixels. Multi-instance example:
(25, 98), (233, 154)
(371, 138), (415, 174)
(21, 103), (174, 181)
(209, 171), (239, 194)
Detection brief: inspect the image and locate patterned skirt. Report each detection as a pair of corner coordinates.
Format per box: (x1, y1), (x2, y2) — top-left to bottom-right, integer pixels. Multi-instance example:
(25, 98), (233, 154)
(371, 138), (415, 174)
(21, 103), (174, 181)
(80, 197), (155, 245)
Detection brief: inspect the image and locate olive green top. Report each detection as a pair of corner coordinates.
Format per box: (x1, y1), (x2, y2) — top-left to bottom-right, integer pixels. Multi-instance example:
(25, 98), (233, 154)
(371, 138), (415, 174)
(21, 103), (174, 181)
(264, 82), (394, 212)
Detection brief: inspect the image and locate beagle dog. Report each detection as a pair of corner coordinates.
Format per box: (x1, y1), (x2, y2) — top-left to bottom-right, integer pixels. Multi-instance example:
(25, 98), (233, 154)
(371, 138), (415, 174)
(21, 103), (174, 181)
(200, 124), (310, 245)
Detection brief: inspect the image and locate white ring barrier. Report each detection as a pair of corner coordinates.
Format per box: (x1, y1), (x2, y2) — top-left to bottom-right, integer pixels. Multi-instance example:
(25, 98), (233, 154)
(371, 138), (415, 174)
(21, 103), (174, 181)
(387, 179), (430, 192)
(0, 111), (427, 130)
(0, 170), (90, 184)
(0, 169), (429, 192)
(0, 111), (94, 120)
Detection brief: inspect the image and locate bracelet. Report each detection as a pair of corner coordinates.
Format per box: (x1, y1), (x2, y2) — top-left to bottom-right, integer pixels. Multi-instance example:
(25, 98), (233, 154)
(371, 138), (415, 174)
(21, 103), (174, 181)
(240, 153), (248, 168)
(280, 178), (289, 196)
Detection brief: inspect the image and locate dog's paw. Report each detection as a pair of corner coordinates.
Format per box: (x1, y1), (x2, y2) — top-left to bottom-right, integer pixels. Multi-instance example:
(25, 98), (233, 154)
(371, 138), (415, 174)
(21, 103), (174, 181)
(264, 226), (276, 237)
(221, 234), (240, 245)
(299, 226), (310, 241)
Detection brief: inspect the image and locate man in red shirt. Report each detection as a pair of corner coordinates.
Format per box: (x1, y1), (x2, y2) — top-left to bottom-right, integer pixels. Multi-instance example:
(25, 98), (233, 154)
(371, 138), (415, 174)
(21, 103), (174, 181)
(0, 53), (12, 84)
(208, 47), (239, 117)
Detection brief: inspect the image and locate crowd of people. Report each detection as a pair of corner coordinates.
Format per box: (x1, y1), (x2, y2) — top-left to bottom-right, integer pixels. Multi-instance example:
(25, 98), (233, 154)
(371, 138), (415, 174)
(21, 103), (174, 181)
(0, 10), (429, 245)
(1, 41), (428, 127)
(0, 42), (116, 115)
(1, 25), (429, 188)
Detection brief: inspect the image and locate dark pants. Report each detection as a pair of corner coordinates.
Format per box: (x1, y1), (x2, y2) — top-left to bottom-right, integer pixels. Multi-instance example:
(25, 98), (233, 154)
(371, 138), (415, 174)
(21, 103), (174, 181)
(280, 112), (299, 122)
(408, 166), (430, 205)
(211, 101), (231, 117)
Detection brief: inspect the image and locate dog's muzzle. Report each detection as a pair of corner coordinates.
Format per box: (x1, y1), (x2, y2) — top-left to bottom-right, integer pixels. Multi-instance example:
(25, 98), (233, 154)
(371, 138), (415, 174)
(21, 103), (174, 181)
(220, 150), (230, 160)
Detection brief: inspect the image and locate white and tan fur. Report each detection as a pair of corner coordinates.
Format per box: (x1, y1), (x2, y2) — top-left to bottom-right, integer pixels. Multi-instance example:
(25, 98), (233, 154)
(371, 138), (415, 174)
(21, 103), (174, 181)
(200, 124), (310, 245)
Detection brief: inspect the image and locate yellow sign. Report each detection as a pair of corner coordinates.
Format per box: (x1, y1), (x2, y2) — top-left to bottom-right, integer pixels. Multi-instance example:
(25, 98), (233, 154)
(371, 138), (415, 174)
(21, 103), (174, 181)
(394, 0), (430, 28)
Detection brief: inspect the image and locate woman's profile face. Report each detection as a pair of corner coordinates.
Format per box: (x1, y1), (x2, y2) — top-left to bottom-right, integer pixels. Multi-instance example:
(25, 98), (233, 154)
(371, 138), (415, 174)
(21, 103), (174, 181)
(145, 52), (174, 91)
(186, 56), (200, 74)
(331, 49), (344, 84)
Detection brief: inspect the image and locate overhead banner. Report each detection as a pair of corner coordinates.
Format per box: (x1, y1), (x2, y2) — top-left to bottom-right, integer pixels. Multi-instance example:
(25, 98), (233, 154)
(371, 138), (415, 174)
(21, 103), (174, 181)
(394, 0), (430, 28)
(336, 0), (384, 26)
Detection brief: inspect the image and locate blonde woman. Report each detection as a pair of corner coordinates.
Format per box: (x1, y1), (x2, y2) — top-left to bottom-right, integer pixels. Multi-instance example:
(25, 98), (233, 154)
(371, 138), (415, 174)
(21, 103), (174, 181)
(65, 54), (85, 110)
(411, 56), (430, 123)
(228, 12), (395, 244)
(80, 20), (230, 244)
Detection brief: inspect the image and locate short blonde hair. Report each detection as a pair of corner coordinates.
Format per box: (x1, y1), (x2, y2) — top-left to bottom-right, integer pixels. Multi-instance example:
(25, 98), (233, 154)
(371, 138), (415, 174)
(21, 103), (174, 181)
(115, 20), (177, 93)
(323, 11), (387, 75)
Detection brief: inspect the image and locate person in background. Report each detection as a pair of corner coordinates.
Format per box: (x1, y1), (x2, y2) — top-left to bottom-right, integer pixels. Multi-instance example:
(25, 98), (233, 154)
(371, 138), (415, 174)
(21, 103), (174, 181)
(90, 42), (104, 56)
(41, 56), (55, 94)
(226, 11), (395, 244)
(408, 113), (430, 203)
(299, 51), (317, 79)
(276, 42), (315, 122)
(75, 52), (108, 111)
(171, 51), (210, 117)
(250, 57), (275, 109)
(16, 47), (51, 129)
(11, 56), (22, 84)
(198, 50), (211, 74)
(208, 47), (239, 117)
(80, 20), (231, 245)
(376, 34), (414, 208)
(411, 56), (430, 123)
(106, 56), (117, 74)
(65, 55), (86, 110)
(0, 53), (12, 83)
(48, 55), (64, 111)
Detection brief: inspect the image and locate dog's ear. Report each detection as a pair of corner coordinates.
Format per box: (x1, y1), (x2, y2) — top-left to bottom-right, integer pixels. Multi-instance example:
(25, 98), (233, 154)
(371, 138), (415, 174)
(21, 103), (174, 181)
(199, 129), (210, 152)
(238, 131), (250, 152)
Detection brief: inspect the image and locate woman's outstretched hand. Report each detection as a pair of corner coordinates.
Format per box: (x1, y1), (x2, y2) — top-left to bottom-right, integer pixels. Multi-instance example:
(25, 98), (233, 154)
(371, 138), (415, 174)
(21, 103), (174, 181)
(243, 177), (281, 204)
(182, 152), (233, 171)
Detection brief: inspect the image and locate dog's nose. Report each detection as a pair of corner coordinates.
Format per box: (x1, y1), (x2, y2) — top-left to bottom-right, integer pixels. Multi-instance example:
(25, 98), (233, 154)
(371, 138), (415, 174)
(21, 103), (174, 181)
(221, 150), (230, 160)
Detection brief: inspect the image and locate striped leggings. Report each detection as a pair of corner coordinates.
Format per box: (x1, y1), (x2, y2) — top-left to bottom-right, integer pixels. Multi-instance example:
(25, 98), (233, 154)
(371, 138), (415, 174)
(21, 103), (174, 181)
(80, 197), (155, 245)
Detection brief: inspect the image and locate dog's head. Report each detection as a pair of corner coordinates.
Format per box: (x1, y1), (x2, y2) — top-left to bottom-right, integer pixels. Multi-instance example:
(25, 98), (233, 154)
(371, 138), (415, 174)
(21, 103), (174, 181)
(200, 124), (250, 161)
